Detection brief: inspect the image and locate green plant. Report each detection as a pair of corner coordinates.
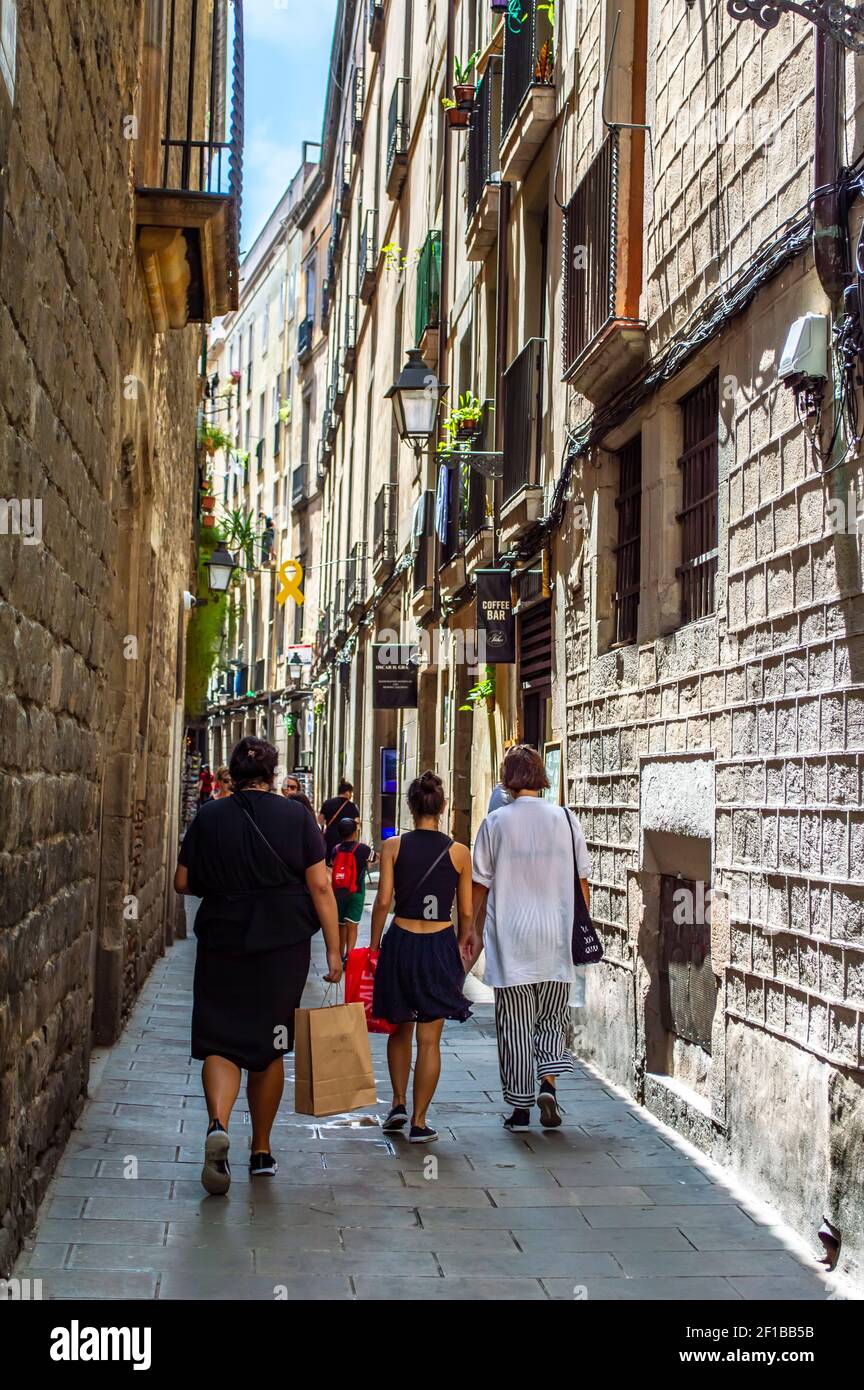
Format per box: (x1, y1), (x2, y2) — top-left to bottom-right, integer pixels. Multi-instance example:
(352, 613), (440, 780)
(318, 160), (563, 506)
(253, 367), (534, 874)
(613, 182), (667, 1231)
(459, 665), (495, 711)
(441, 96), (456, 110)
(198, 423), (233, 456)
(443, 392), (486, 441)
(219, 506), (261, 569)
(278, 398), (292, 424)
(454, 51), (481, 85)
(184, 528), (229, 717)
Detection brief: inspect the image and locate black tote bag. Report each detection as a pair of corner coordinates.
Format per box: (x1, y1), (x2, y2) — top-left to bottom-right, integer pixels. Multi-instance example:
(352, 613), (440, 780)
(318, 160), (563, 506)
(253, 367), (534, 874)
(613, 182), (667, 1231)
(562, 808), (604, 966)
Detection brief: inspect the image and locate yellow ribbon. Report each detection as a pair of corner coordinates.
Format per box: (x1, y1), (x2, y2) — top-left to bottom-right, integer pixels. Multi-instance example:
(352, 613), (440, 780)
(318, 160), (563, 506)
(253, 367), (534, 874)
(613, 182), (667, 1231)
(276, 558), (304, 606)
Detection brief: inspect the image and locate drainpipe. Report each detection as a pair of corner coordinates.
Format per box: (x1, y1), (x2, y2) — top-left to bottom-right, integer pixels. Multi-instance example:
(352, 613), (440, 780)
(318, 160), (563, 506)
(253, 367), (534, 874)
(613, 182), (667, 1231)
(813, 28), (846, 303)
(493, 180), (511, 565)
(437, 0), (455, 405)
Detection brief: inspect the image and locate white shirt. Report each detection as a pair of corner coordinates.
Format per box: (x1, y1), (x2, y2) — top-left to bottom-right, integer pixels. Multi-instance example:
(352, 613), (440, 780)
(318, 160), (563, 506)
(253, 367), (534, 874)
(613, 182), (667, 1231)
(472, 797), (592, 989)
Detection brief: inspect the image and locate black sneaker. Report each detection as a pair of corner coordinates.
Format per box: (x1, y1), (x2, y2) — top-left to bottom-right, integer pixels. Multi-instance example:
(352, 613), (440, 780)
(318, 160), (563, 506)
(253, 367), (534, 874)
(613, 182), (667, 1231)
(381, 1104), (408, 1133)
(503, 1108), (531, 1131)
(408, 1125), (438, 1144)
(538, 1081), (562, 1128)
(202, 1121), (231, 1195)
(249, 1151), (278, 1177)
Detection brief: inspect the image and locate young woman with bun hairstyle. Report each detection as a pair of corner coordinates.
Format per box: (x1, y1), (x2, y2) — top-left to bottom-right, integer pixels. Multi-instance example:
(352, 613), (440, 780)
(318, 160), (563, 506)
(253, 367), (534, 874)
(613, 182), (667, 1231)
(369, 770), (473, 1142)
(175, 736), (340, 1194)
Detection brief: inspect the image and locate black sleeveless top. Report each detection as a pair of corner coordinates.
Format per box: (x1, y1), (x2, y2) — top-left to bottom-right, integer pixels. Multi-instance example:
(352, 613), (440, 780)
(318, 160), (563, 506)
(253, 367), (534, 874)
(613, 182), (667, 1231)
(393, 830), (459, 922)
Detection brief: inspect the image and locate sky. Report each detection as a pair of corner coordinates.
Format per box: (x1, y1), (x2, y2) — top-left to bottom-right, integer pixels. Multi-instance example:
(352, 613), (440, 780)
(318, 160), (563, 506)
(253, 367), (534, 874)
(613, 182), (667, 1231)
(240, 0), (340, 253)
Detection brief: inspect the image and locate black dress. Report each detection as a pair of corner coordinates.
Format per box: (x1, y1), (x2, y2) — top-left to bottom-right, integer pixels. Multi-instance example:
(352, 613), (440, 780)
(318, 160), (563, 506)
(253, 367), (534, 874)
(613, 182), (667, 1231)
(178, 790), (327, 1071)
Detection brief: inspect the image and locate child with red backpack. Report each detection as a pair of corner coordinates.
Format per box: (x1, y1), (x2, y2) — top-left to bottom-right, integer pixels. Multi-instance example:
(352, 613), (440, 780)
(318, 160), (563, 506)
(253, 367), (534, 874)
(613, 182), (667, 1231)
(331, 818), (375, 962)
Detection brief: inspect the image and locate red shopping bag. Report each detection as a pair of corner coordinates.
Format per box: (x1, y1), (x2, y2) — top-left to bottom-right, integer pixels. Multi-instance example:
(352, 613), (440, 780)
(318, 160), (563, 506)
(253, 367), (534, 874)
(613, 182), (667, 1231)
(345, 948), (397, 1035)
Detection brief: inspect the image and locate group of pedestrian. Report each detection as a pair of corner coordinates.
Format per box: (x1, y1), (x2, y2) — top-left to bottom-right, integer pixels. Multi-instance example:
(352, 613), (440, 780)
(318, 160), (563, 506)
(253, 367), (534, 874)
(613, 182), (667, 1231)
(175, 738), (591, 1191)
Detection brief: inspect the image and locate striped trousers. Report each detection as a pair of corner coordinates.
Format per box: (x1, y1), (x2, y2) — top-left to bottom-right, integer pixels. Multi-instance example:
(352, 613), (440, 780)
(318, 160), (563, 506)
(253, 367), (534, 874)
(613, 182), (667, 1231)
(493, 981), (574, 1108)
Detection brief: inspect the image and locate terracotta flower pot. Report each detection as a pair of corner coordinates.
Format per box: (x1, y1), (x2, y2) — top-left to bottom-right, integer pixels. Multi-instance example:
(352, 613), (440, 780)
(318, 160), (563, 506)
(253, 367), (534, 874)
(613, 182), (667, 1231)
(201, 495), (216, 512)
(454, 83), (475, 109)
(446, 107), (470, 130)
(202, 513), (216, 529)
(456, 421), (481, 440)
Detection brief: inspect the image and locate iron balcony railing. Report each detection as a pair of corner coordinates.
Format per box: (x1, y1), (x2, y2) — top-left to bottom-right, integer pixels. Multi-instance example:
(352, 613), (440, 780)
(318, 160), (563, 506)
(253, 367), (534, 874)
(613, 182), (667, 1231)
(359, 208), (378, 299)
(297, 314), (314, 359)
(292, 463), (307, 506)
(318, 605), (330, 655)
(386, 78), (410, 184)
(255, 438), (264, 471)
(333, 580), (348, 641)
(562, 130), (618, 377)
(369, 1), (384, 52)
(353, 67), (365, 149)
(373, 484), (398, 570)
(501, 0), (554, 140)
(347, 540), (367, 611)
(467, 56), (502, 220)
(440, 463), (469, 566)
(412, 490), (436, 596)
(273, 418), (281, 456)
(415, 230), (441, 344)
(502, 338), (545, 504)
(343, 294), (358, 372)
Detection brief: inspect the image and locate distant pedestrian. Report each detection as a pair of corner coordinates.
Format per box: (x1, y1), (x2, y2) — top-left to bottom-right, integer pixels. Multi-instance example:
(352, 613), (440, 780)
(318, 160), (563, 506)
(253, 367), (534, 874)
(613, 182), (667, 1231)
(319, 778), (360, 864)
(199, 764), (214, 804)
(281, 775), (301, 796)
(369, 771), (473, 1143)
(331, 817), (376, 961)
(291, 791), (317, 819)
(467, 744), (592, 1132)
(212, 766), (232, 799)
(174, 736), (342, 1196)
(487, 763), (512, 814)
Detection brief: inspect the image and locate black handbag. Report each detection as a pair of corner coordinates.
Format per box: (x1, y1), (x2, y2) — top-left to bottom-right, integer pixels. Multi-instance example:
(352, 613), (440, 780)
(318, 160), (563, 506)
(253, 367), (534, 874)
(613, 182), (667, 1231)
(563, 809), (603, 966)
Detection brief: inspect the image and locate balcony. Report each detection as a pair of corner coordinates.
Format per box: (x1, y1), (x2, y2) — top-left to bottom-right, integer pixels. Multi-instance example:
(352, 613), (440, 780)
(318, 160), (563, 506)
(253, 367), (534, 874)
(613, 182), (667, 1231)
(465, 463), (494, 573)
(347, 540), (368, 616)
(316, 437), (330, 481)
(438, 462), (469, 599)
(332, 368), (347, 419)
(343, 294), (358, 374)
(500, 338), (546, 549)
(562, 129), (648, 402)
(338, 141), (352, 216)
(386, 78), (410, 199)
(373, 483), (398, 580)
(466, 56), (502, 261)
(499, 0), (555, 184)
(291, 463), (308, 509)
(414, 230), (441, 369)
(136, 0), (243, 329)
(321, 278), (330, 326)
(352, 68), (365, 152)
(333, 580), (348, 645)
(273, 418), (281, 457)
(358, 209), (378, 304)
(255, 438), (264, 473)
(369, 1), (384, 52)
(297, 314), (314, 361)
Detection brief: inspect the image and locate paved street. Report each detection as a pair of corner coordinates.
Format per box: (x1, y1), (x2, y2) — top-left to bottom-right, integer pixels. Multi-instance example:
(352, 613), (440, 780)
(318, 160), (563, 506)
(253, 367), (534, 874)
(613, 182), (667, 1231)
(15, 901), (838, 1302)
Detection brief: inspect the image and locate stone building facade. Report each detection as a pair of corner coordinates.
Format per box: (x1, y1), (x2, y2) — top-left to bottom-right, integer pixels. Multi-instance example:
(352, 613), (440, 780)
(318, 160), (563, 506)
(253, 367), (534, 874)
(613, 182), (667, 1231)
(0, 0), (240, 1275)
(304, 0), (864, 1284)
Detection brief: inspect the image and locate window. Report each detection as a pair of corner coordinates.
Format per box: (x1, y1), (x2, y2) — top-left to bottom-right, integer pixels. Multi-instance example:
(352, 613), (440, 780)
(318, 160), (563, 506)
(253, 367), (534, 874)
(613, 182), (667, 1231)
(613, 436), (642, 645)
(677, 372), (719, 625)
(300, 393), (311, 464)
(262, 299), (270, 354)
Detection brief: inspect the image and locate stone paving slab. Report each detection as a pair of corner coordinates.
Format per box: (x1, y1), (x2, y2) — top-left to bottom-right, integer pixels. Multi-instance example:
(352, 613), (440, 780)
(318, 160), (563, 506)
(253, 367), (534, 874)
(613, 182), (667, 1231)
(13, 925), (838, 1302)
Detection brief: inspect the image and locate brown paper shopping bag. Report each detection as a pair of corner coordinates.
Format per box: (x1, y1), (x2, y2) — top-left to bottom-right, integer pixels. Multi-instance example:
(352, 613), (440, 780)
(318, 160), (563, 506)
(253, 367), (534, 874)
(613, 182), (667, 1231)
(294, 999), (377, 1116)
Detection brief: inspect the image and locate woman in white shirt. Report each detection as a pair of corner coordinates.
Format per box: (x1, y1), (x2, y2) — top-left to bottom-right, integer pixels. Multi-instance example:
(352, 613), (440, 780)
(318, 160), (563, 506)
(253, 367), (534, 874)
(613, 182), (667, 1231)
(464, 744), (592, 1132)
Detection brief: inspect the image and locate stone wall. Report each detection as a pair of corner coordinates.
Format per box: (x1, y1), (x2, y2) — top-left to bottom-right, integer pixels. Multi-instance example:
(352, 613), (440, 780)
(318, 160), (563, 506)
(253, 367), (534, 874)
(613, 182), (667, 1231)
(0, 2), (198, 1274)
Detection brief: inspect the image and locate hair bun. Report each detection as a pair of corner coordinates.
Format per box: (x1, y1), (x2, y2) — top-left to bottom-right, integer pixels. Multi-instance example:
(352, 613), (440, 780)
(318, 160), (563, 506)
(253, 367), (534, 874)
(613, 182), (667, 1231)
(420, 770), (441, 785)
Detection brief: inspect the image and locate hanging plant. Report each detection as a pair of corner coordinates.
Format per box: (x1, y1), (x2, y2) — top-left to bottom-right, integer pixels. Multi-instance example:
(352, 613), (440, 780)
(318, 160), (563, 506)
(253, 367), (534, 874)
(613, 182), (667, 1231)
(219, 507), (261, 570)
(198, 423), (232, 457)
(453, 51), (480, 107)
(443, 392), (485, 442)
(278, 398), (292, 424)
(184, 528), (229, 717)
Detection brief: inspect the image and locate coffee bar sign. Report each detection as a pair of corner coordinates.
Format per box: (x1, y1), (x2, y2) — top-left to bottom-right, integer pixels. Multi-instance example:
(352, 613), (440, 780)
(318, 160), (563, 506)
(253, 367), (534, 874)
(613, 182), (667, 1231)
(476, 569), (516, 663)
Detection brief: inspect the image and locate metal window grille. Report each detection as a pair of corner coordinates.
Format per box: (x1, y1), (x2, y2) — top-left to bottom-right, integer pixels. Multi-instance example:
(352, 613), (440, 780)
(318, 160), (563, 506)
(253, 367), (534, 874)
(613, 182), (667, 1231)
(373, 484), (398, 568)
(613, 435), (642, 645)
(412, 490), (435, 595)
(562, 131), (618, 376)
(386, 78), (410, 182)
(677, 372), (719, 624)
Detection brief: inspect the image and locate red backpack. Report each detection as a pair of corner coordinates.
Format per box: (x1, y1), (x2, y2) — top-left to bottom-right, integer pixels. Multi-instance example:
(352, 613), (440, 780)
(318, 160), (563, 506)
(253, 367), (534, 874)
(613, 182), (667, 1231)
(331, 844), (359, 893)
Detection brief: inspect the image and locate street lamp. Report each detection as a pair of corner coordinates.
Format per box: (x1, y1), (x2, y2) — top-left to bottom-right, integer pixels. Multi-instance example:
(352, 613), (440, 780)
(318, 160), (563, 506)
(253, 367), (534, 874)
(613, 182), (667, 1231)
(204, 544), (238, 594)
(385, 349), (447, 455)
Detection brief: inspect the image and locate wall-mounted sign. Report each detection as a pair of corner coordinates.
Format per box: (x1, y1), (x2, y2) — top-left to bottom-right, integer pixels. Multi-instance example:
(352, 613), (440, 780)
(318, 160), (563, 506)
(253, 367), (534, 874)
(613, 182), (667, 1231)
(373, 644), (420, 709)
(476, 569), (515, 663)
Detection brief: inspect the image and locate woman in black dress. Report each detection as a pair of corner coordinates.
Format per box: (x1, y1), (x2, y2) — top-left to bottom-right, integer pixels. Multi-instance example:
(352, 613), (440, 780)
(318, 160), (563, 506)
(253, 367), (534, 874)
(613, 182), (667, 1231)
(174, 737), (341, 1195)
(369, 771), (473, 1143)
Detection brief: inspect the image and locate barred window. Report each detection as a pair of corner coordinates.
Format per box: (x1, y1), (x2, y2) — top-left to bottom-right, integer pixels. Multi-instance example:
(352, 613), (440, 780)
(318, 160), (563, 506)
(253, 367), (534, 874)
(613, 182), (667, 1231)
(613, 436), (642, 645)
(677, 372), (719, 624)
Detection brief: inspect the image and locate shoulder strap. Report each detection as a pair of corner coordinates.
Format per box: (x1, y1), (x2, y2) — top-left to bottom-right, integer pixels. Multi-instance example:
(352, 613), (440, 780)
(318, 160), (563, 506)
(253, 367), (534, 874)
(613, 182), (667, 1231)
(415, 837), (454, 894)
(562, 807), (577, 877)
(326, 801), (351, 828)
(234, 793), (294, 877)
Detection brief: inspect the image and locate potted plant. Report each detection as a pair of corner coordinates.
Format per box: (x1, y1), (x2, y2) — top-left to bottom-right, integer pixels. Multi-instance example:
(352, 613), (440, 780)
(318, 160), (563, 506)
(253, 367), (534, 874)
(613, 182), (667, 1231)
(198, 423), (232, 457)
(443, 392), (486, 442)
(442, 96), (470, 130)
(201, 493), (216, 514)
(535, 2), (555, 82)
(453, 52), (480, 107)
(202, 511), (216, 529)
(230, 368), (242, 384)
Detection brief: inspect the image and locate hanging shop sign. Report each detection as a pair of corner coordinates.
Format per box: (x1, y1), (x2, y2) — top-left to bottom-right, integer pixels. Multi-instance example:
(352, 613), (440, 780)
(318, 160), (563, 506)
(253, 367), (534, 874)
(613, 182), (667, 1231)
(372, 643), (420, 709)
(476, 569), (516, 663)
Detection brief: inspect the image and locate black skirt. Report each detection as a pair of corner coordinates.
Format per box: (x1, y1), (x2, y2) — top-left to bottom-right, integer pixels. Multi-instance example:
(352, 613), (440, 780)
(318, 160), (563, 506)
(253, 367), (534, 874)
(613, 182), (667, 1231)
(192, 937), (311, 1072)
(372, 923), (472, 1025)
